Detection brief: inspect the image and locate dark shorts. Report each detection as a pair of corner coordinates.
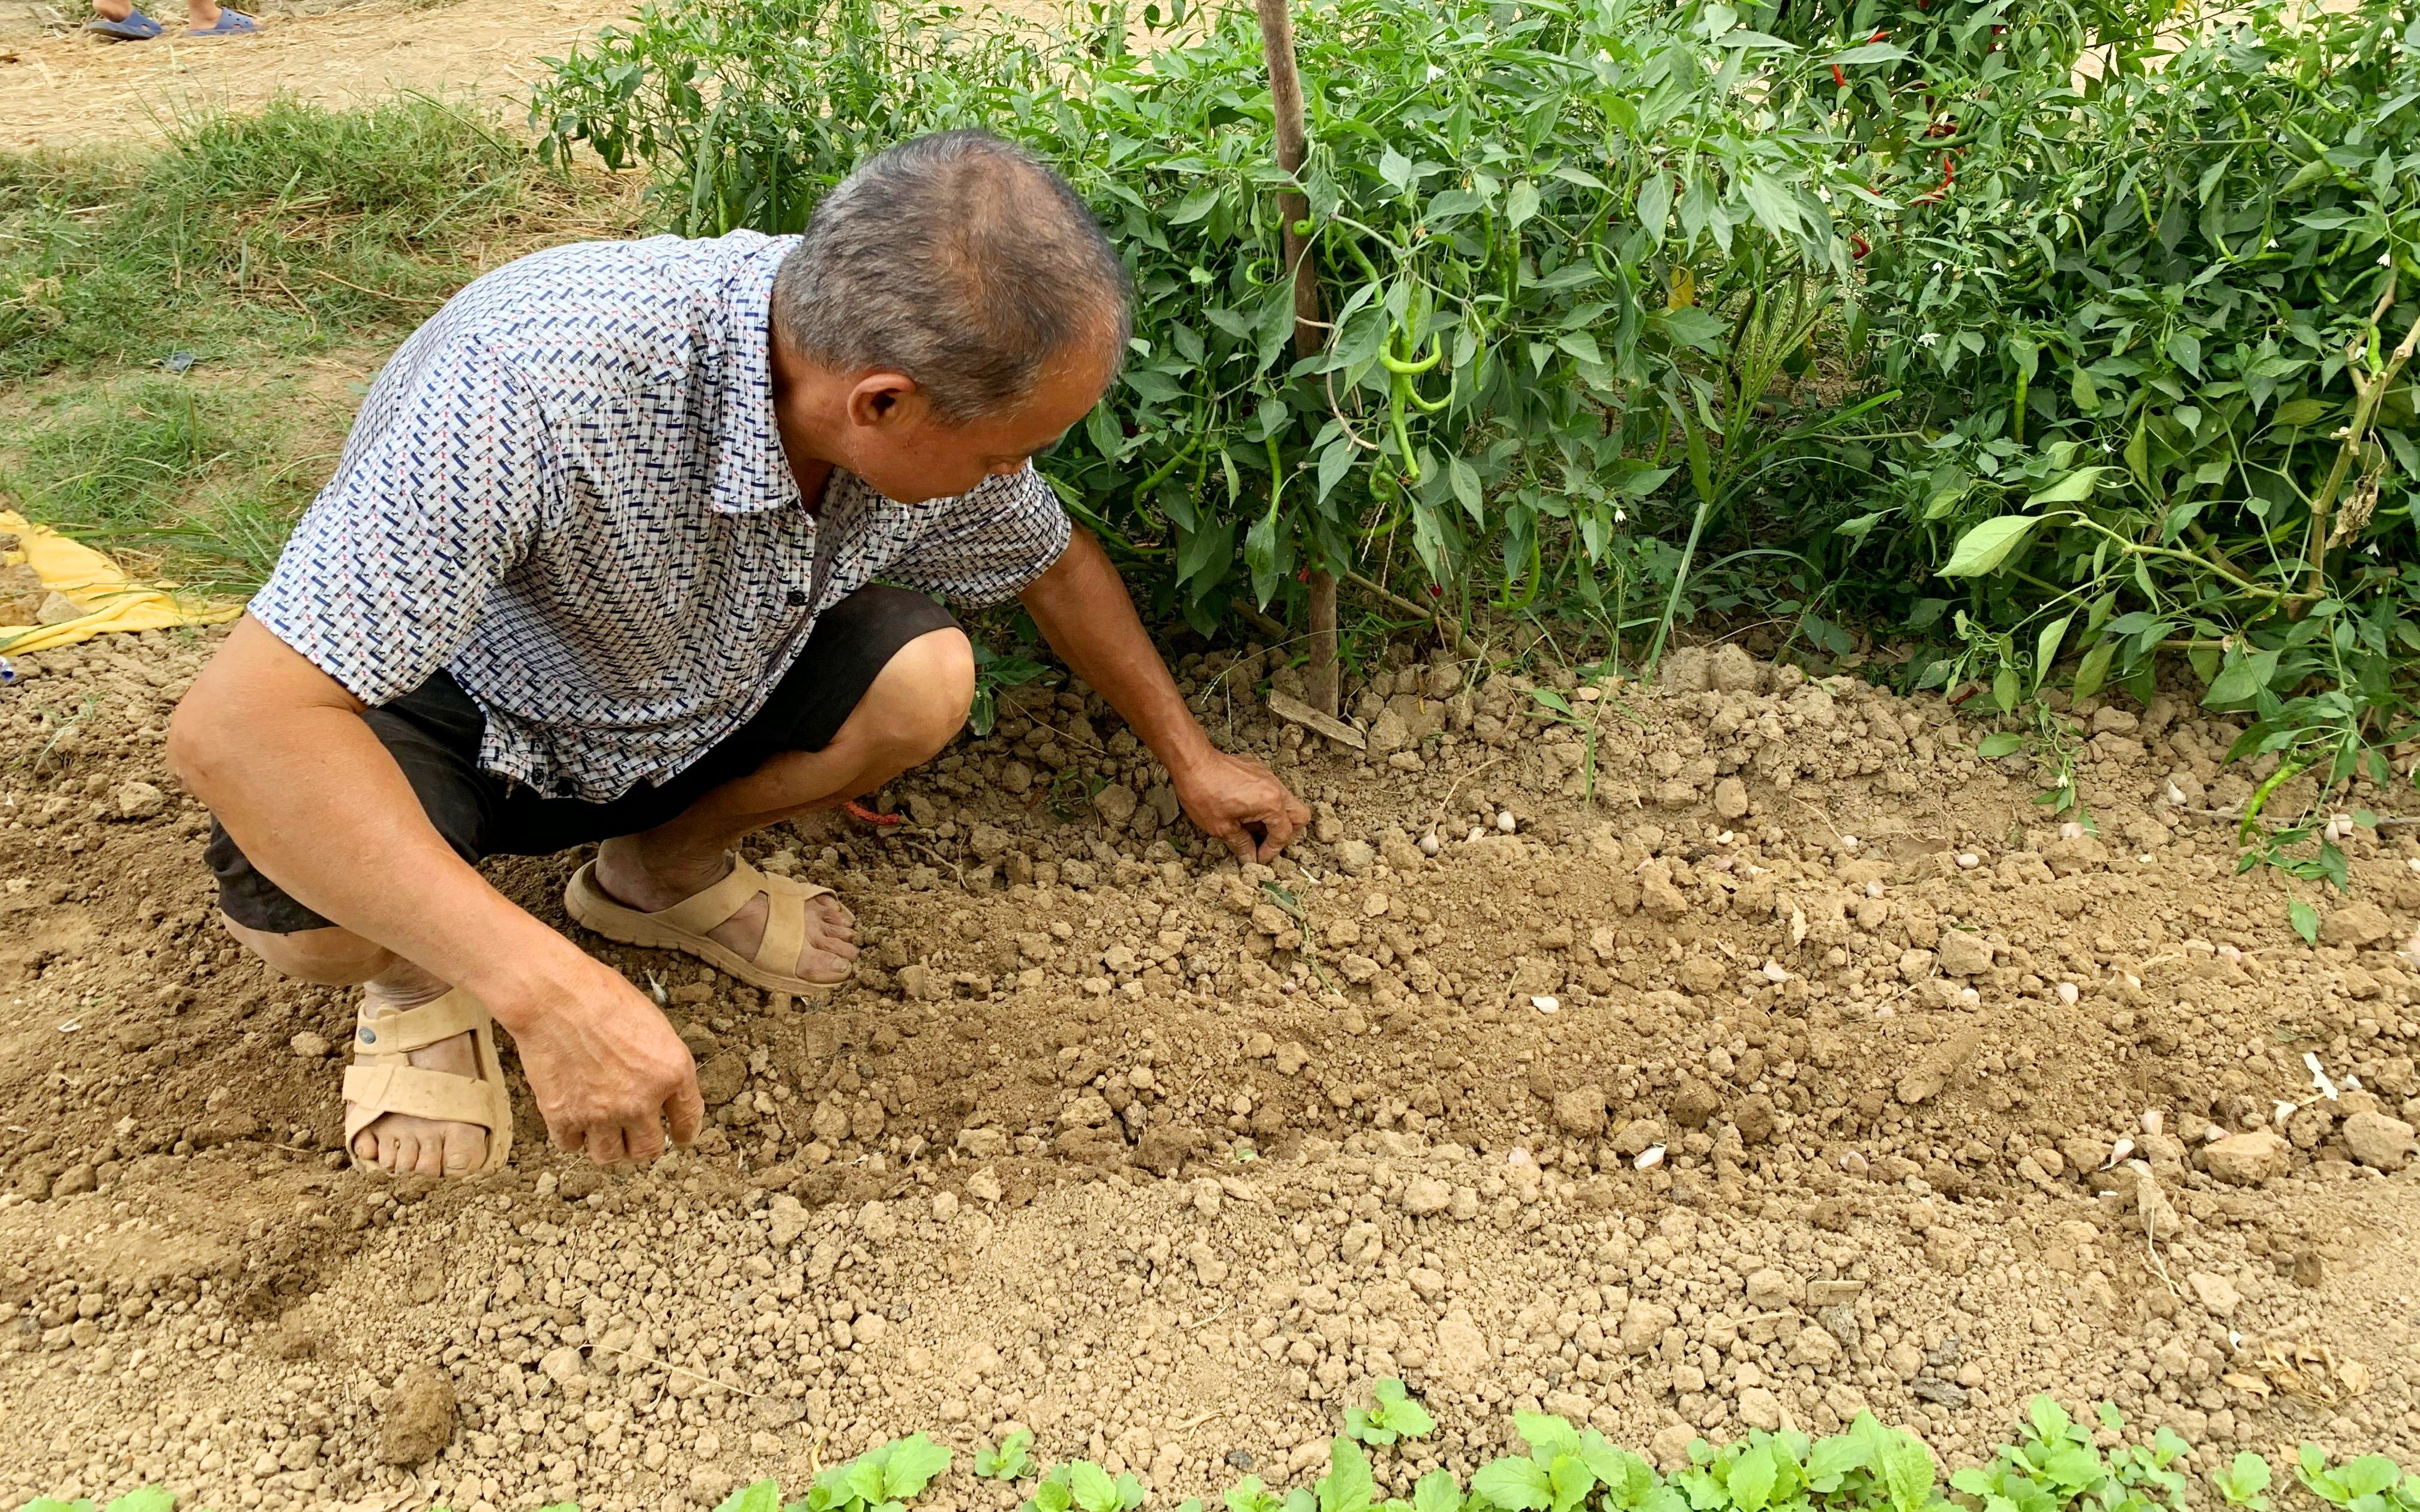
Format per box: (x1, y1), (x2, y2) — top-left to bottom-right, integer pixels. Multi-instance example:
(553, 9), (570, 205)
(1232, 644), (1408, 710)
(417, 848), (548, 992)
(208, 584), (960, 935)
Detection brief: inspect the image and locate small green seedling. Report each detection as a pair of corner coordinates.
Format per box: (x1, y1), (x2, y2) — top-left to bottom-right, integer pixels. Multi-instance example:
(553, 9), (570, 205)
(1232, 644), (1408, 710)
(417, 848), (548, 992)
(1344, 1379), (1437, 1446)
(2213, 1453), (2273, 1510)
(978, 1430), (1038, 1482)
(1024, 1461), (1147, 1512)
(25, 1492), (179, 1512)
(780, 1432), (954, 1512)
(2296, 1447), (2412, 1512)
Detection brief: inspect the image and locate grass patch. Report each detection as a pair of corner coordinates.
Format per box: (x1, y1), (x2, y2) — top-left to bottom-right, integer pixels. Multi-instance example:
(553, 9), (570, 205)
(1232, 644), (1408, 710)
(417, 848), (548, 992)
(0, 93), (637, 595)
(1, 375), (319, 593)
(0, 93), (621, 380)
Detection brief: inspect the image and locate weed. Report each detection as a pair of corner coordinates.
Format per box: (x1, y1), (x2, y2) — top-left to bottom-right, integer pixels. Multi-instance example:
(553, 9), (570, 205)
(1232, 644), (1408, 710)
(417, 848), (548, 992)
(2212, 1451), (2272, 1511)
(977, 1430), (1038, 1482)
(1023, 1461), (1146, 1512)
(1341, 1378), (1435, 1448)
(2296, 1445), (2419, 1512)
(970, 643), (1056, 739)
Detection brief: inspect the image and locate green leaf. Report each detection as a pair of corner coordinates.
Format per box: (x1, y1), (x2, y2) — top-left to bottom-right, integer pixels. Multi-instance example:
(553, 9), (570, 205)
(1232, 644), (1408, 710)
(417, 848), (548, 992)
(2331, 1459), (2403, 1500)
(1547, 1456), (1597, 1512)
(1322, 1439), (1378, 1512)
(2289, 899), (2319, 944)
(1741, 172), (1804, 238)
(1413, 1469), (1464, 1512)
(718, 1481), (786, 1512)
(2071, 365), (2101, 413)
(1449, 457), (1485, 524)
(1729, 1442), (1780, 1512)
(1506, 179), (1541, 229)
(2072, 640), (2116, 701)
(1514, 1414), (1582, 1462)
(882, 1436), (953, 1501)
(1824, 40), (1912, 63)
(2024, 468), (2110, 507)
(1555, 331), (1605, 367)
(1473, 1457), (1553, 1511)
(1071, 1463), (1122, 1512)
(1976, 731), (2026, 759)
(2220, 1451), (2274, 1502)
(1939, 515), (2043, 577)
(1169, 182), (1223, 225)
(1636, 173), (1672, 238)
(2271, 398), (2328, 428)
(2203, 647), (2280, 706)
(1806, 1435), (1867, 1483)
(1878, 1431), (1936, 1512)
(103, 1496), (176, 1512)
(2033, 612), (2072, 691)
(2027, 1397), (2071, 1444)
(1229, 1478), (1277, 1512)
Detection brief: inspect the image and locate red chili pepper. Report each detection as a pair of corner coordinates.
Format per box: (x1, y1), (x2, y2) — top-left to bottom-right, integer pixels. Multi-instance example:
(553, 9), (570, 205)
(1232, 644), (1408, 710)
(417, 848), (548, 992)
(1910, 151), (1958, 206)
(845, 799), (901, 827)
(1831, 63), (1848, 87)
(1850, 233), (1871, 259)
(1867, 27), (1889, 40)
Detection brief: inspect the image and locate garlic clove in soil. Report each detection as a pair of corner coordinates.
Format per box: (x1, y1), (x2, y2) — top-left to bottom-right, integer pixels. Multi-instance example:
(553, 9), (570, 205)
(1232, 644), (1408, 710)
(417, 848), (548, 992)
(1466, 826), (1485, 844)
(1634, 1145), (1666, 1170)
(1418, 831), (1440, 856)
(2060, 821), (2085, 840)
(1955, 851), (1981, 869)
(1530, 995), (1560, 1014)
(2056, 982), (2080, 1005)
(1496, 809), (1517, 832)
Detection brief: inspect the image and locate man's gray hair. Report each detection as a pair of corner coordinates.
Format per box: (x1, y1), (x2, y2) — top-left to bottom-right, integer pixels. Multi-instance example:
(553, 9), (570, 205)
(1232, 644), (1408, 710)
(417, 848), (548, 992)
(771, 131), (1133, 422)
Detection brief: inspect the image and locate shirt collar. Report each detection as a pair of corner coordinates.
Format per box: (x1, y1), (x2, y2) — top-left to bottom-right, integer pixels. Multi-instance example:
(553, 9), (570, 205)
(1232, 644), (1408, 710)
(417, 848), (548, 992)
(709, 233), (806, 518)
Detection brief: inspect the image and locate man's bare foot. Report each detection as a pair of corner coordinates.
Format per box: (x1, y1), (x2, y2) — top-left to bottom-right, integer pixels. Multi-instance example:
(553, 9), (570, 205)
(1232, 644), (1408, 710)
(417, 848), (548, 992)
(589, 838), (858, 985)
(349, 962), (490, 1176)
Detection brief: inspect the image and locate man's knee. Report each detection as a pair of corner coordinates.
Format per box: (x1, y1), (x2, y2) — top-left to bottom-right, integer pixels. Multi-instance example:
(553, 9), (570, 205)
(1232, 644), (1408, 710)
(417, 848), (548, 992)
(221, 914), (393, 986)
(859, 626), (975, 770)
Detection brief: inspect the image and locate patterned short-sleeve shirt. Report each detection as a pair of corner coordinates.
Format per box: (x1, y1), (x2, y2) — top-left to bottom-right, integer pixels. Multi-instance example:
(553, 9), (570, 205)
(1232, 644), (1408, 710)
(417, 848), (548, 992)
(250, 230), (1071, 803)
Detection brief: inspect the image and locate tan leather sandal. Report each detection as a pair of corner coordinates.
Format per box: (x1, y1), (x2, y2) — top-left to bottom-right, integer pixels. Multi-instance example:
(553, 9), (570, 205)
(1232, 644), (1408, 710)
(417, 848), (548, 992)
(343, 988), (514, 1175)
(563, 854), (850, 997)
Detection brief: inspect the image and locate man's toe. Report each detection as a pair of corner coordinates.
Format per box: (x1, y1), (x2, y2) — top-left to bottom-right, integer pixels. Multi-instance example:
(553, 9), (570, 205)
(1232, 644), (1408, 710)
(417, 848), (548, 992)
(443, 1126), (486, 1175)
(382, 1130), (416, 1174)
(411, 1136), (451, 1178)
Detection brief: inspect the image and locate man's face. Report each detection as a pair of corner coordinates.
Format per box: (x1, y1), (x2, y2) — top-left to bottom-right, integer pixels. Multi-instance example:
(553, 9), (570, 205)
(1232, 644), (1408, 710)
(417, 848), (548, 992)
(815, 352), (1113, 505)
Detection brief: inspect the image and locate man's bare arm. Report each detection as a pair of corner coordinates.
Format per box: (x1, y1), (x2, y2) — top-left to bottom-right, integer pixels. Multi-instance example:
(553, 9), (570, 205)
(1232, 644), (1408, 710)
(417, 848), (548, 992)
(1020, 530), (1308, 861)
(168, 616), (701, 1161)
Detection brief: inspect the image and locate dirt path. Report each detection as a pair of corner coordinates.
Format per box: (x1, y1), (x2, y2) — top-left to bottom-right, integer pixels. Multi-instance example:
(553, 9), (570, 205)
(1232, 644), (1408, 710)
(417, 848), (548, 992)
(0, 627), (2416, 1510)
(0, 0), (626, 153)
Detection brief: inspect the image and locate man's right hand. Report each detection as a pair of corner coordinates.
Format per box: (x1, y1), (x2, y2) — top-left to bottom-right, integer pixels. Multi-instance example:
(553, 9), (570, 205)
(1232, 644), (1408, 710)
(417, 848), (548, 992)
(495, 953), (703, 1166)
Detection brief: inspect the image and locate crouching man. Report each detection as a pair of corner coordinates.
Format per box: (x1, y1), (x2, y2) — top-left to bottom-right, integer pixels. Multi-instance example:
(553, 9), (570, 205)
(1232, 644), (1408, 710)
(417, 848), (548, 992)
(167, 131), (1308, 1179)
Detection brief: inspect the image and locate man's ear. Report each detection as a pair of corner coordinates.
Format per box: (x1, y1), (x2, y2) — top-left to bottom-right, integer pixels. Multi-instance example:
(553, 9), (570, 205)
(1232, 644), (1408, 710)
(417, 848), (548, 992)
(846, 371), (926, 430)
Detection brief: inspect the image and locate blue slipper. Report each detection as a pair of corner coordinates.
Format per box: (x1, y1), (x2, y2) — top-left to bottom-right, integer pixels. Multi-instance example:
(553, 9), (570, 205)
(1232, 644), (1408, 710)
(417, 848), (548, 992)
(187, 8), (254, 32)
(86, 7), (163, 38)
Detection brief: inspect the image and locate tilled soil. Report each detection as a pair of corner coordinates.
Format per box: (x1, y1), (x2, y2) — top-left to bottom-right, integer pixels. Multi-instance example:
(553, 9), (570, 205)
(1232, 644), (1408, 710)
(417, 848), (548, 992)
(1, 627), (2417, 1511)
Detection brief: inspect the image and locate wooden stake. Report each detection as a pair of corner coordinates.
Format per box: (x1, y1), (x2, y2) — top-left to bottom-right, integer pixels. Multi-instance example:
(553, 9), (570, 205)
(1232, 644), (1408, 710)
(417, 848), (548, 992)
(1253, 0), (1340, 717)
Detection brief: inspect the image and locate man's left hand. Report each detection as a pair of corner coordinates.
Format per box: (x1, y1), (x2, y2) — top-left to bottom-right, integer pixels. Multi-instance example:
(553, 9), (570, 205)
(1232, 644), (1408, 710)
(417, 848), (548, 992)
(1173, 748), (1311, 863)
